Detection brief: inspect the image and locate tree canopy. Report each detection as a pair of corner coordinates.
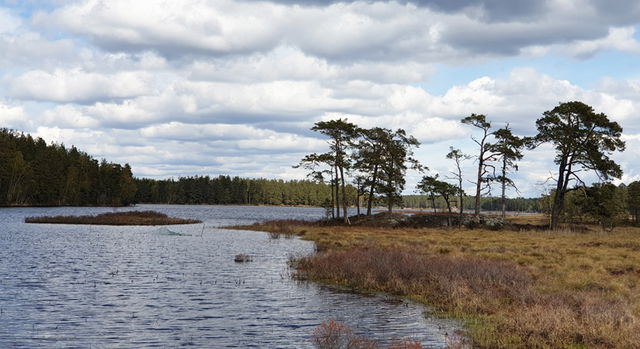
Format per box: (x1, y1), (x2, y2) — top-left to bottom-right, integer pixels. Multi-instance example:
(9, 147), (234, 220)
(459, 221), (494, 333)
(533, 101), (625, 229)
(0, 129), (136, 206)
(490, 124), (525, 217)
(310, 119), (358, 223)
(299, 120), (422, 215)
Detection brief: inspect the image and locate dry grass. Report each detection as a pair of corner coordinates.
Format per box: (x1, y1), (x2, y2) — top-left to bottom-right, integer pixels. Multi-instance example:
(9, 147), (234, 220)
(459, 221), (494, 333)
(25, 210), (201, 225)
(503, 213), (549, 226)
(295, 248), (531, 312)
(234, 219), (640, 348)
(227, 219), (319, 238)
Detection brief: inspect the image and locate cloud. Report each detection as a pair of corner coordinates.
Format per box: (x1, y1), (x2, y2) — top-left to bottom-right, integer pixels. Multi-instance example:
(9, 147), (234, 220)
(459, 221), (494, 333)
(40, 104), (100, 128)
(418, 68), (640, 135)
(0, 102), (29, 129)
(34, 0), (284, 57)
(31, 0), (640, 64)
(9, 69), (154, 103)
(564, 26), (640, 58)
(243, 0), (548, 22)
(187, 46), (434, 84)
(0, 7), (21, 33)
(0, 32), (76, 68)
(140, 121), (325, 151)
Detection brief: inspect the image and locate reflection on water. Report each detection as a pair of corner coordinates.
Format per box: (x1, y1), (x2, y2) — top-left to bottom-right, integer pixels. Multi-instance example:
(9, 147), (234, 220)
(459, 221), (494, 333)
(0, 205), (458, 348)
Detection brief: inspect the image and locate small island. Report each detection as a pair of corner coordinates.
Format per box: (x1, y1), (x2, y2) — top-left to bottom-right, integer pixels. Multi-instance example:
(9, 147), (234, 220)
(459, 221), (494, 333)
(25, 210), (201, 226)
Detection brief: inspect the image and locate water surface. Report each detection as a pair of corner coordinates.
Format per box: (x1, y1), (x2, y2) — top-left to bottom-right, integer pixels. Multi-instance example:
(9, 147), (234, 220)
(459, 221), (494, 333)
(0, 205), (458, 348)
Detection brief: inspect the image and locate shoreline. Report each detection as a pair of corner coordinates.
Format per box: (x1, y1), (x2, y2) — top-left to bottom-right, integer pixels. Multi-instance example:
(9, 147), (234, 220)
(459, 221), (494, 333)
(229, 216), (640, 348)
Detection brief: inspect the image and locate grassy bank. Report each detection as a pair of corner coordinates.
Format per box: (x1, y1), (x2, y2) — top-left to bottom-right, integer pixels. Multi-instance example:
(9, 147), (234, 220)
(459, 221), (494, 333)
(231, 216), (640, 348)
(25, 210), (201, 225)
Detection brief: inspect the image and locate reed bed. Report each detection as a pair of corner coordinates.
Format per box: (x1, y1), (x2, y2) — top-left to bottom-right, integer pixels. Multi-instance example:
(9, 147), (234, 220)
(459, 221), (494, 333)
(311, 319), (452, 349)
(25, 210), (201, 225)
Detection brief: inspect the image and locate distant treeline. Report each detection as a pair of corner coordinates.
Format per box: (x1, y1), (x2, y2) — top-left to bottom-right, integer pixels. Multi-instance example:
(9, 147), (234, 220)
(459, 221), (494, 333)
(133, 175), (544, 212)
(134, 176), (358, 206)
(403, 195), (542, 212)
(0, 129), (136, 206)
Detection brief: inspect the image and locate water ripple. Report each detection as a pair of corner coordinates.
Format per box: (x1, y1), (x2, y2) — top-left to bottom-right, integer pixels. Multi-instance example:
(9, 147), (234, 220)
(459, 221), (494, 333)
(0, 205), (459, 348)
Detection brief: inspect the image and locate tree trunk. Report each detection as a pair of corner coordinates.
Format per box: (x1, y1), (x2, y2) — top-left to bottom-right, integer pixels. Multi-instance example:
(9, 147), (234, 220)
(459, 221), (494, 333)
(550, 157), (569, 230)
(339, 164), (350, 224)
(458, 189), (464, 215)
(458, 174), (464, 227)
(445, 197), (452, 226)
(501, 157), (507, 218)
(330, 169), (335, 219)
(550, 192), (564, 230)
(366, 165), (378, 216)
(334, 163), (340, 219)
(387, 179), (393, 213)
(474, 157), (483, 217)
(387, 162), (394, 213)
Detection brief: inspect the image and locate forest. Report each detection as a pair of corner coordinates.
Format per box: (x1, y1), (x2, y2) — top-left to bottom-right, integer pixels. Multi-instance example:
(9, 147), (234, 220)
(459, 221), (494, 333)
(132, 175), (548, 214)
(0, 126), (547, 211)
(134, 176), (351, 206)
(402, 195), (542, 213)
(0, 129), (136, 206)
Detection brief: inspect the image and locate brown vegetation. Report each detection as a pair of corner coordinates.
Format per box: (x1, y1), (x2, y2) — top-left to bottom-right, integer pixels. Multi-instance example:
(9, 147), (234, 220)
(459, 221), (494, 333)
(233, 218), (640, 348)
(25, 210), (201, 225)
(311, 319), (464, 349)
(227, 219), (319, 238)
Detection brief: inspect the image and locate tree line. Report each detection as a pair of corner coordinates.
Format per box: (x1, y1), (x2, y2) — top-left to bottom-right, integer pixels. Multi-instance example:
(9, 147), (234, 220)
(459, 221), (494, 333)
(402, 195), (542, 213)
(299, 101), (626, 229)
(0, 129), (136, 206)
(134, 176), (357, 206)
(538, 181), (640, 230)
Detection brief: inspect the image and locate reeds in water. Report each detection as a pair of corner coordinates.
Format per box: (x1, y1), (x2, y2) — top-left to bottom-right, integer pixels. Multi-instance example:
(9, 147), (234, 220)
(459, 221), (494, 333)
(25, 210), (201, 225)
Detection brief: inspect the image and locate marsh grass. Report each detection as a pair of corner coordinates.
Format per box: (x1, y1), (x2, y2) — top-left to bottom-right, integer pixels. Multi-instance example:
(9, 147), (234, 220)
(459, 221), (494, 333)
(25, 210), (201, 225)
(235, 219), (640, 348)
(229, 219), (318, 238)
(311, 319), (461, 349)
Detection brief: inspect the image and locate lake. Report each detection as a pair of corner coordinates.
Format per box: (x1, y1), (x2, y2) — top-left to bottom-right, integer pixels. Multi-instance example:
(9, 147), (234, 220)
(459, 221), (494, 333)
(0, 204), (458, 348)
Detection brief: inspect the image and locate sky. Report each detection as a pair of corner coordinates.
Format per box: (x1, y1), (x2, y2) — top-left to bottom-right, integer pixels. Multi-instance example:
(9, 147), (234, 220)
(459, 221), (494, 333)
(1, 0), (640, 198)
